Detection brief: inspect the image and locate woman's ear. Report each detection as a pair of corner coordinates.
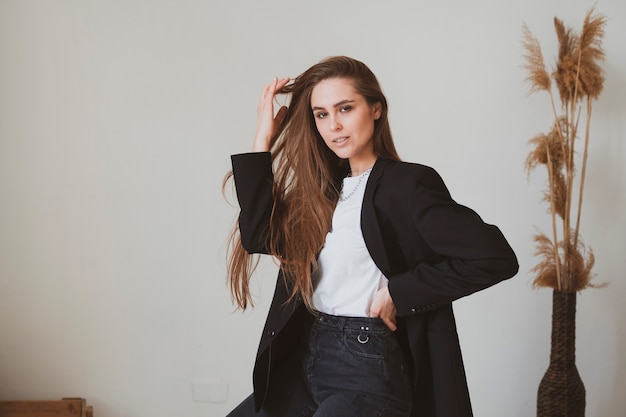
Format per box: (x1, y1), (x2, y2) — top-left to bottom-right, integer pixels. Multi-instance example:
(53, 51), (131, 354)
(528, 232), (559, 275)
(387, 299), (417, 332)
(372, 102), (382, 120)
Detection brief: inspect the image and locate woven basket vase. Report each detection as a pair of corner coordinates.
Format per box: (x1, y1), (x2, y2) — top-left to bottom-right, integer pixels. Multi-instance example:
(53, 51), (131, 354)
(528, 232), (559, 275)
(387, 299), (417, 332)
(537, 290), (586, 417)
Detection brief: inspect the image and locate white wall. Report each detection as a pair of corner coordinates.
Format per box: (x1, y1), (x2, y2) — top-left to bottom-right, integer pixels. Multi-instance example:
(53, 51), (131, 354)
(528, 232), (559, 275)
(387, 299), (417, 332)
(0, 1), (624, 416)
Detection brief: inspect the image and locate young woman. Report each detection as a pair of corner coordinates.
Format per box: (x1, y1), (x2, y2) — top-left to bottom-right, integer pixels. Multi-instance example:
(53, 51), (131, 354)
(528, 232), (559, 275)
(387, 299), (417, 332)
(225, 56), (518, 417)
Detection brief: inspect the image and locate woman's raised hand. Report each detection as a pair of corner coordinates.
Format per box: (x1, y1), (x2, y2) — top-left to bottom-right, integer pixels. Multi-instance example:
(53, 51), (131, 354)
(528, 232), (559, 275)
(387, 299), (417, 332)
(253, 77), (290, 152)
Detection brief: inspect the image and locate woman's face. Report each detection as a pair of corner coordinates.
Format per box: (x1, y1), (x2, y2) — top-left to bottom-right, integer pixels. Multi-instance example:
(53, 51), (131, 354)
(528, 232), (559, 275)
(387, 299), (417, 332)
(310, 77), (380, 171)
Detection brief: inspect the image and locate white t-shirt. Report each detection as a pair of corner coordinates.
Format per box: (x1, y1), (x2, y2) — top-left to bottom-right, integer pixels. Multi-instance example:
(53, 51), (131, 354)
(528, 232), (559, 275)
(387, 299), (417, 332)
(312, 170), (388, 317)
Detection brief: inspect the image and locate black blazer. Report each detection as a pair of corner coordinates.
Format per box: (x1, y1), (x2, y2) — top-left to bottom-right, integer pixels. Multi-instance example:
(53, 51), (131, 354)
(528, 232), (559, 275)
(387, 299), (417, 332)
(231, 152), (518, 417)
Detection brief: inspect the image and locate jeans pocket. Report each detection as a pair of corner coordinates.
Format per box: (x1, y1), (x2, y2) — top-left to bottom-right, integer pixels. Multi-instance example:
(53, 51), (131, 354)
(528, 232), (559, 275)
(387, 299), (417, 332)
(343, 327), (387, 360)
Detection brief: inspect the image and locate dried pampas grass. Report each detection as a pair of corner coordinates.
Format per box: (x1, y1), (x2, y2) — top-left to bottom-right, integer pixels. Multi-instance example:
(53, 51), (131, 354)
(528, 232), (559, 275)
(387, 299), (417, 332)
(522, 7), (607, 292)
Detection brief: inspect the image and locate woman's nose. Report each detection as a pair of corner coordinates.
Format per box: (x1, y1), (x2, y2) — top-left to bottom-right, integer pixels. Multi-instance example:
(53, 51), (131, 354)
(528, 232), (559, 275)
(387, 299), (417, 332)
(330, 115), (342, 131)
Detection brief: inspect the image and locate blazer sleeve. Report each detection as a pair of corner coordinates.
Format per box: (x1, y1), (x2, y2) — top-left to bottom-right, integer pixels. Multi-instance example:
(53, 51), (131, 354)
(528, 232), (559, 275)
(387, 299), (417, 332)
(387, 166), (519, 316)
(231, 152), (274, 254)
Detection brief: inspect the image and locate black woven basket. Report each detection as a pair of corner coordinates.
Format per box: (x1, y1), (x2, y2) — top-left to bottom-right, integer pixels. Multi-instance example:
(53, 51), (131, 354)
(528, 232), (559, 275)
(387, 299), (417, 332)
(537, 290), (586, 417)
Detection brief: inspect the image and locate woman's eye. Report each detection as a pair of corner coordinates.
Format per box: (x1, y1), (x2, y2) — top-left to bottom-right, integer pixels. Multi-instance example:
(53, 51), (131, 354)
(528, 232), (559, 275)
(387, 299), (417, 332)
(340, 106), (352, 113)
(315, 112), (327, 119)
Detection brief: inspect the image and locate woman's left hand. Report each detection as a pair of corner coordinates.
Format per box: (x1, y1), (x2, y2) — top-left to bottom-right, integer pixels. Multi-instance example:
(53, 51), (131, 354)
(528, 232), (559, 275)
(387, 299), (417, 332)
(369, 286), (397, 331)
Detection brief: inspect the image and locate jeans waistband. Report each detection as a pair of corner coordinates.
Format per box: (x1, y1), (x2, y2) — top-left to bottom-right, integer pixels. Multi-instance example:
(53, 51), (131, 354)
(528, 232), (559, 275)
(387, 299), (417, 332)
(314, 312), (390, 333)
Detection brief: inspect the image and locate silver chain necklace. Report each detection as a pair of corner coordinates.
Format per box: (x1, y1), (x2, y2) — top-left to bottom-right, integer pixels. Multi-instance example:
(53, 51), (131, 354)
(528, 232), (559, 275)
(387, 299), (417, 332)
(339, 168), (372, 202)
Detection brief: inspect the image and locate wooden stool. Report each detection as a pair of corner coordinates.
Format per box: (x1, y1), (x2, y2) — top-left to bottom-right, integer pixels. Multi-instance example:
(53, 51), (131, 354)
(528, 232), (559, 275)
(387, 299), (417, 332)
(0, 397), (93, 417)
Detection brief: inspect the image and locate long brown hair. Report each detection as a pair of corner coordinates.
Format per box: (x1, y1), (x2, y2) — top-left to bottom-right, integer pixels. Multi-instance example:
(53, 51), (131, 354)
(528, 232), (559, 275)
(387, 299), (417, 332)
(226, 56), (400, 310)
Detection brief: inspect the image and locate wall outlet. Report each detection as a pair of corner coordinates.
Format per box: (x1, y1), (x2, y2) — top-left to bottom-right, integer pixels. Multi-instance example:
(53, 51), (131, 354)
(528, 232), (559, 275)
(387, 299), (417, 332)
(192, 378), (229, 403)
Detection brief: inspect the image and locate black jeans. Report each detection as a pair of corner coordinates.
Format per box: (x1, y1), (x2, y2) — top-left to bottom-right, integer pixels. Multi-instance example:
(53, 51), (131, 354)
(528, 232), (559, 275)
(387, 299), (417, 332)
(226, 313), (412, 417)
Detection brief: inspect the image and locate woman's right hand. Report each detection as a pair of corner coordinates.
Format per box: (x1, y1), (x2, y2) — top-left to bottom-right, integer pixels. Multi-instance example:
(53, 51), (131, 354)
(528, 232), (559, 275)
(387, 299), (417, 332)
(253, 77), (290, 152)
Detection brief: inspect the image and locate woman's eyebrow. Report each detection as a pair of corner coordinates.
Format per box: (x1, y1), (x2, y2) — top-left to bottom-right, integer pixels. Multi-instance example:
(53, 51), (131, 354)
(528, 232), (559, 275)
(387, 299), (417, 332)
(311, 99), (355, 111)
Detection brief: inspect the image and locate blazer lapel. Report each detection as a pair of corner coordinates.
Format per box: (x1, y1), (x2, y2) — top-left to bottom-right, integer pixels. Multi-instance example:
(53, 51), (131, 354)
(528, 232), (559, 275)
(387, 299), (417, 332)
(361, 157), (392, 277)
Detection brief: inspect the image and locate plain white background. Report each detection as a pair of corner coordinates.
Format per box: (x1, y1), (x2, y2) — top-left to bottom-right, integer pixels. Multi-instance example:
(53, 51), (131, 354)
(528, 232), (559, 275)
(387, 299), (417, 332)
(1, 1), (624, 416)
